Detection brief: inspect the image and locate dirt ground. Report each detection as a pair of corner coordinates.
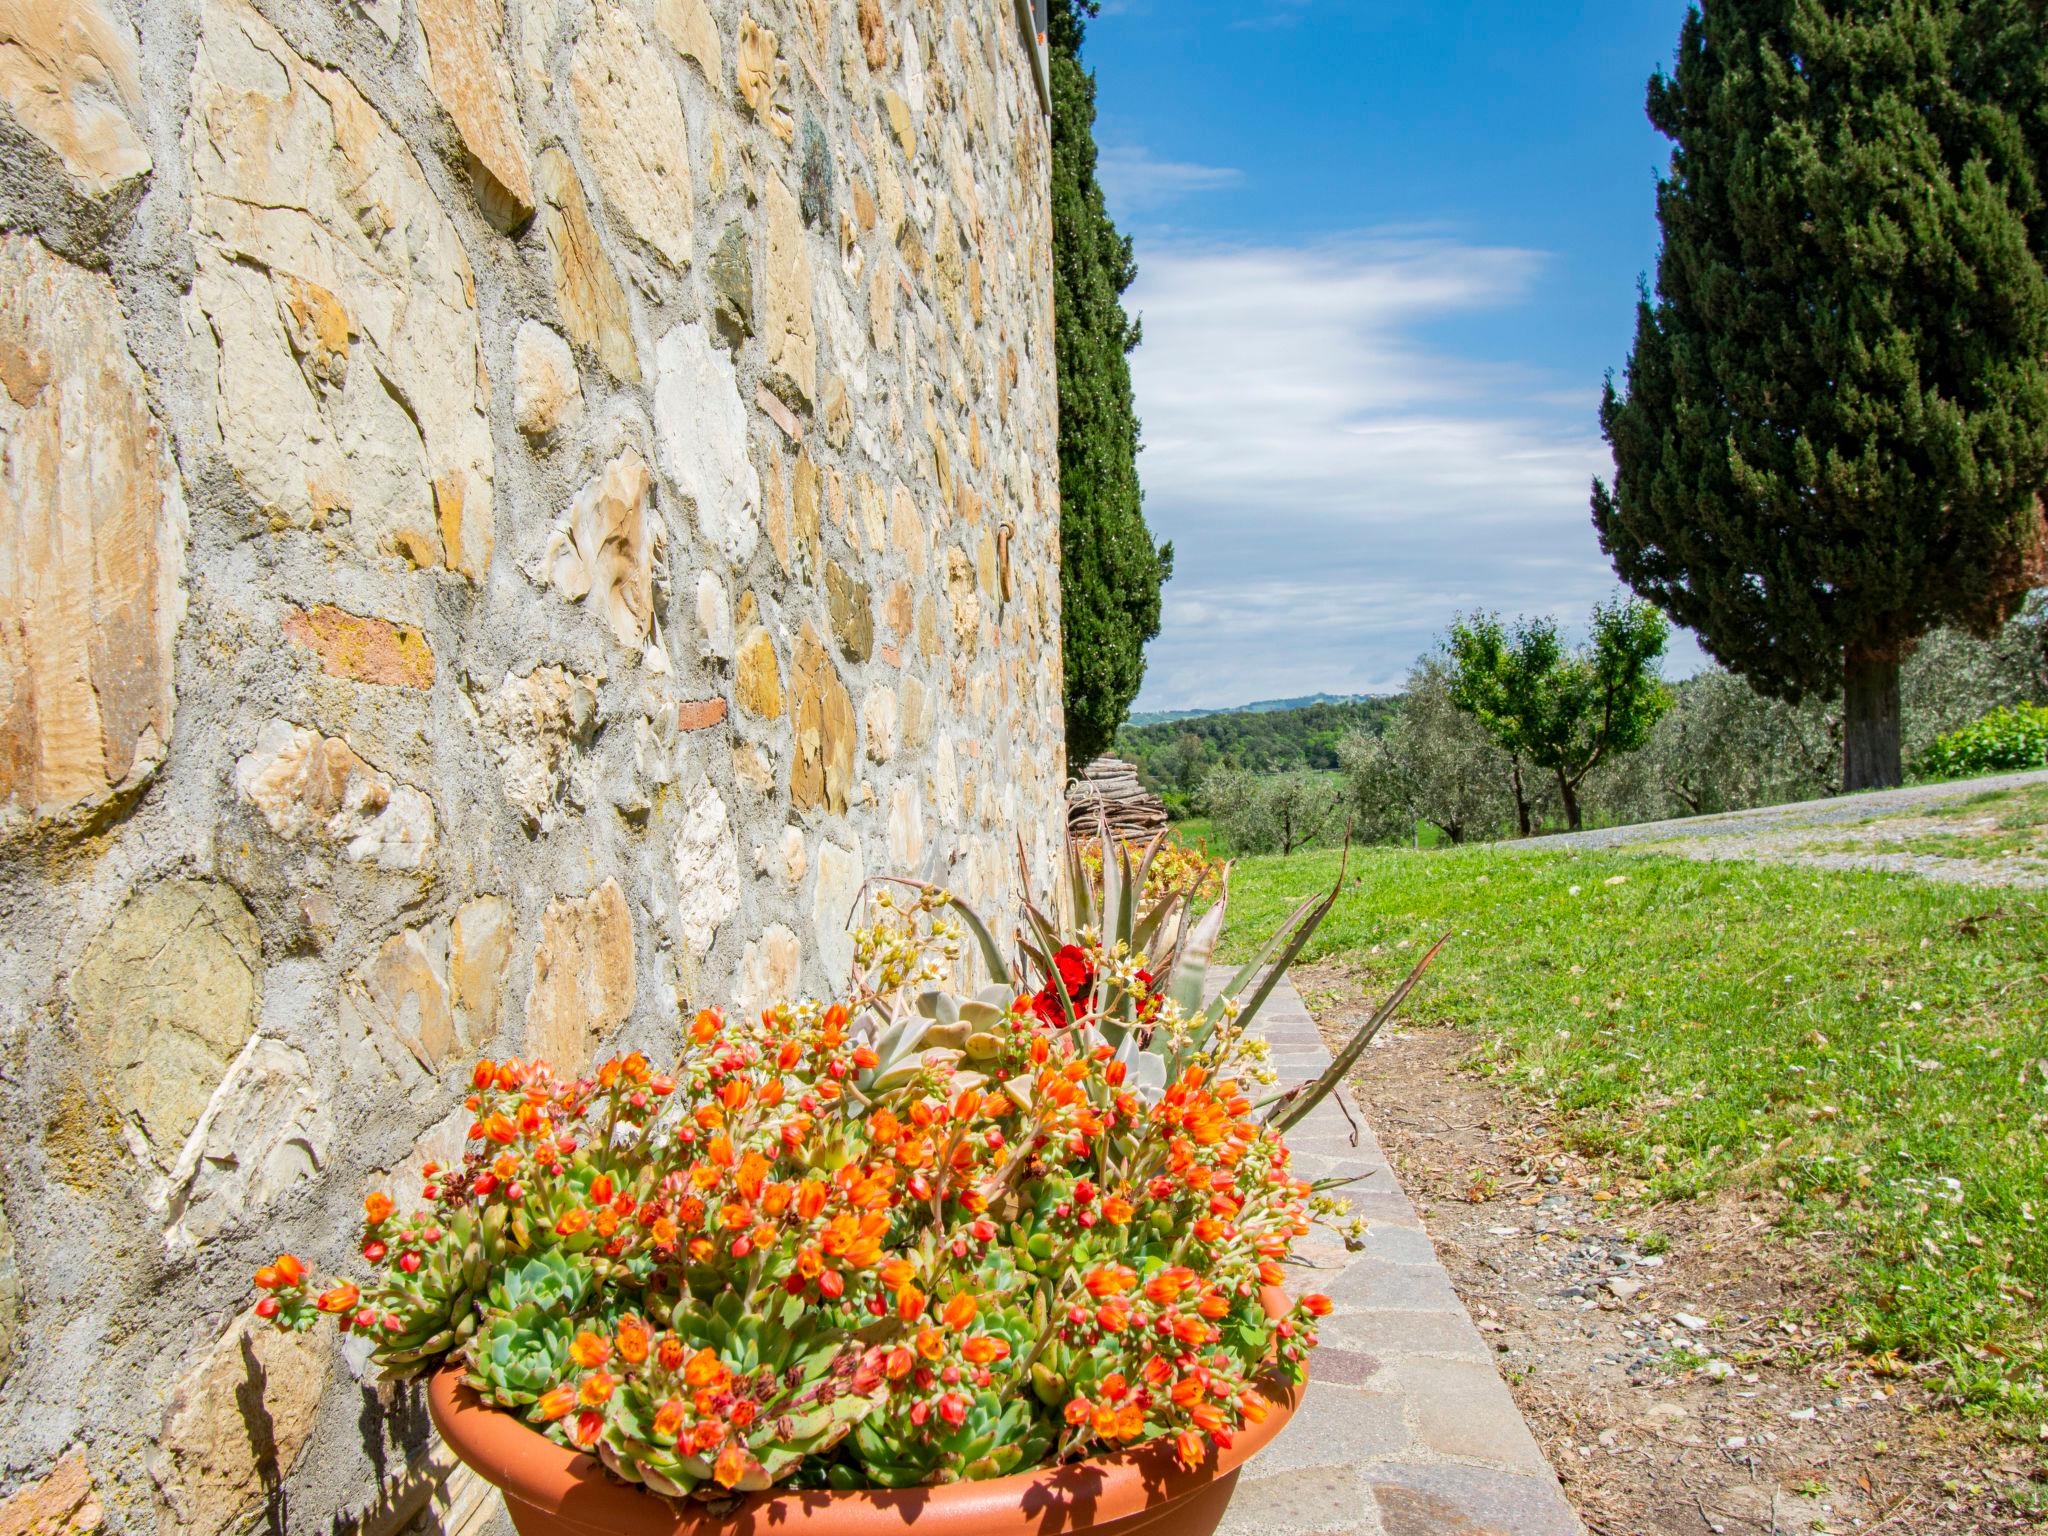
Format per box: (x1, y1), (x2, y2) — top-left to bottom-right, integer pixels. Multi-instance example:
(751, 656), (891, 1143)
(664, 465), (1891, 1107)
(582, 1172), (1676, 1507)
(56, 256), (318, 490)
(1296, 961), (2048, 1535)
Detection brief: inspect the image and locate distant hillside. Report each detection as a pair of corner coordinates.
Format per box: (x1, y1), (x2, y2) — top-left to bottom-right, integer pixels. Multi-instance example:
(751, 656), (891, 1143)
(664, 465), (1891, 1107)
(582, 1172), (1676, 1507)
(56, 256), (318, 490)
(1127, 692), (1378, 727)
(1114, 697), (1402, 814)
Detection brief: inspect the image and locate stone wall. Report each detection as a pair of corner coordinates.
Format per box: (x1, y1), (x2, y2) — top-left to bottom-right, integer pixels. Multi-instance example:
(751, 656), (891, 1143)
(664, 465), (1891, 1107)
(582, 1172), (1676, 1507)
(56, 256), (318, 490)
(0, 1), (1062, 1533)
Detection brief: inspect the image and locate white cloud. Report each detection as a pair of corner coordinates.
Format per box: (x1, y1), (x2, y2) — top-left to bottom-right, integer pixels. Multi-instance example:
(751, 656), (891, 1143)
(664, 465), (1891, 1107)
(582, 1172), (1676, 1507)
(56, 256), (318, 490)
(1126, 235), (1694, 710)
(1097, 146), (1243, 214)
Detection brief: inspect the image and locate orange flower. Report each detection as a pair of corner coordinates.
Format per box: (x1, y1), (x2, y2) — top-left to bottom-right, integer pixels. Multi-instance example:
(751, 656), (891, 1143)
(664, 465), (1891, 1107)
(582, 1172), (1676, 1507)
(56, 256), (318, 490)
(941, 1292), (977, 1329)
(555, 1208), (592, 1237)
(615, 1317), (651, 1365)
(652, 1399), (686, 1441)
(896, 1286), (926, 1322)
(1084, 1264), (1136, 1298)
(534, 1385), (576, 1420)
(658, 1334), (686, 1372)
(1300, 1293), (1333, 1317)
(579, 1371), (615, 1406)
(570, 1331), (612, 1368)
(713, 1445), (752, 1490)
(915, 1326), (945, 1361)
(683, 1348), (728, 1390)
(1173, 1429), (1206, 1470)
(273, 1254), (306, 1287)
(315, 1283), (360, 1314)
(1102, 1196), (1135, 1225)
(363, 1192), (394, 1224)
(1064, 1397), (1094, 1426)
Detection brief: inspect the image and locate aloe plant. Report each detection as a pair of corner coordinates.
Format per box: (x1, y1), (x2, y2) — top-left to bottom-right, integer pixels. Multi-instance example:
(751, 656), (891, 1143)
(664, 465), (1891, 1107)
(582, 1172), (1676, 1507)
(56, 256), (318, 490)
(889, 818), (1444, 1135)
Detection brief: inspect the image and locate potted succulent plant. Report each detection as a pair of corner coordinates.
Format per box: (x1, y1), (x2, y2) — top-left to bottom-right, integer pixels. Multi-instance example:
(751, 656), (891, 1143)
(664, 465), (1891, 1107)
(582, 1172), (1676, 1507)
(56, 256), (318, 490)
(253, 837), (1439, 1536)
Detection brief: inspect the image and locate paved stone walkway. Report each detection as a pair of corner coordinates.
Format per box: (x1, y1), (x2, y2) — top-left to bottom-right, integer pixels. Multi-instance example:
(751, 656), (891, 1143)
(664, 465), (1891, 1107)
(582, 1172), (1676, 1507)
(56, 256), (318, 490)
(1218, 976), (1584, 1536)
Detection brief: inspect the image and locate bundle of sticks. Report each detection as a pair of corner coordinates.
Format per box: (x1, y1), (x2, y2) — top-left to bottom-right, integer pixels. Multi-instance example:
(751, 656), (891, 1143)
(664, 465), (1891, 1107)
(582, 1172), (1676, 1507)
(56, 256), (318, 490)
(1065, 756), (1170, 839)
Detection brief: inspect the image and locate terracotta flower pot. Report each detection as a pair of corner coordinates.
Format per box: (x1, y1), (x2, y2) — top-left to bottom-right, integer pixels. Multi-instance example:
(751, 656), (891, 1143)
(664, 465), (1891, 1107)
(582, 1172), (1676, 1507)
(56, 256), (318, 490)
(428, 1292), (1302, 1536)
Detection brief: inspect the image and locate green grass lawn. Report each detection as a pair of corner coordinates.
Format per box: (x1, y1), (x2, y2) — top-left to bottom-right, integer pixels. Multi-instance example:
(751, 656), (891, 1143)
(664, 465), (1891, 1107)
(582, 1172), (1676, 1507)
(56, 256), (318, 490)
(1218, 840), (2048, 1428)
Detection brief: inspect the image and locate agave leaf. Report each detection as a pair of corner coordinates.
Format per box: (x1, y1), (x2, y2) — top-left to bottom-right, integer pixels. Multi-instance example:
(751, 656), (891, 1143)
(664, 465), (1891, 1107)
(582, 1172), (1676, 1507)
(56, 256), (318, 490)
(1195, 866), (1345, 1047)
(1097, 816), (1125, 946)
(1264, 933), (1448, 1135)
(1167, 882), (1229, 1018)
(1129, 887), (1182, 964)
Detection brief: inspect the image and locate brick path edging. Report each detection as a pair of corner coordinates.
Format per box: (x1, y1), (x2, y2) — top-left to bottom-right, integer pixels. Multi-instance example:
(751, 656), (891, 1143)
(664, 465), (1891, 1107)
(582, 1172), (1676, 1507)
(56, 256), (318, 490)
(1215, 975), (1585, 1536)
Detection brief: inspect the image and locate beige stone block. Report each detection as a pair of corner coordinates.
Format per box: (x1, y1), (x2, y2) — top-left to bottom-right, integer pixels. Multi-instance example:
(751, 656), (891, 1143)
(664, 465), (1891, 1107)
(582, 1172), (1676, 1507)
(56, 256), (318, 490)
(735, 16), (791, 140)
(69, 880), (259, 1168)
(418, 0), (533, 224)
(734, 626), (784, 718)
(0, 0), (150, 199)
(570, 6), (693, 269)
(788, 621), (853, 814)
(811, 837), (864, 986)
(736, 922), (800, 1015)
(477, 665), (598, 831)
(536, 146), (640, 383)
(670, 774), (740, 958)
(653, 0), (721, 87)
(525, 879), (634, 1075)
(154, 1315), (329, 1536)
(234, 719), (438, 870)
(449, 895), (514, 1037)
(0, 237), (185, 840)
(512, 321), (583, 438)
(184, 0), (492, 577)
(761, 175), (816, 406)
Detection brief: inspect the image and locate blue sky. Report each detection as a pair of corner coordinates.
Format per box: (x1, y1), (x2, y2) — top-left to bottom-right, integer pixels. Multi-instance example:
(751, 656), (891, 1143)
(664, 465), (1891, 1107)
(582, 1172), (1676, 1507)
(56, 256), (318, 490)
(1087, 0), (1710, 710)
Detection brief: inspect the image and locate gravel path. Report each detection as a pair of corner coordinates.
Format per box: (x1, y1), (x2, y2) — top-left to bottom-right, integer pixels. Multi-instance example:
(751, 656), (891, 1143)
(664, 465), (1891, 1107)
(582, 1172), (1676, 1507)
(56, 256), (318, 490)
(1538, 768), (2048, 852)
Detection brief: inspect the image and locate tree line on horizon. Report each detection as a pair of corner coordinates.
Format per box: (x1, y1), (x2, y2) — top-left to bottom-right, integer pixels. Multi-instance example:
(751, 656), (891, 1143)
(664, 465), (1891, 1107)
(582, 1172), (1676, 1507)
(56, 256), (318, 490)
(1127, 594), (2047, 855)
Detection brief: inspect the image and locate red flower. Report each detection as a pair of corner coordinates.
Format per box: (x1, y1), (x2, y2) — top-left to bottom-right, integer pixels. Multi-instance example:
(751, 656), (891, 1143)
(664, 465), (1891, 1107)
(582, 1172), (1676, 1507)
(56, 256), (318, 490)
(1052, 945), (1094, 1002)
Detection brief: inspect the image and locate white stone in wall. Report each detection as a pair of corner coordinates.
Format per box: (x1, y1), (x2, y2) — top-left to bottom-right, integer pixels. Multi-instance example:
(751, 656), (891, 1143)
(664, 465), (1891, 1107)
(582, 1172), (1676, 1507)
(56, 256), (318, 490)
(569, 6), (694, 270)
(513, 320), (584, 438)
(864, 684), (898, 762)
(182, 0), (494, 578)
(0, 0), (152, 198)
(234, 719), (438, 870)
(695, 569), (734, 658)
(162, 1036), (331, 1252)
(477, 665), (599, 830)
(887, 779), (924, 870)
(654, 322), (760, 565)
(670, 773), (740, 959)
(737, 922), (801, 1016)
(810, 838), (865, 989)
(541, 449), (671, 671)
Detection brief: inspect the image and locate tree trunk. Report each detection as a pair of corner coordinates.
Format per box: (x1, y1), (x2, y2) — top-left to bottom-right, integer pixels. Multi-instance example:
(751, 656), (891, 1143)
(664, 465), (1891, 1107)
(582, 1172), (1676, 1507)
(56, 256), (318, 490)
(1842, 650), (1903, 791)
(1555, 768), (1582, 832)
(1510, 761), (1533, 838)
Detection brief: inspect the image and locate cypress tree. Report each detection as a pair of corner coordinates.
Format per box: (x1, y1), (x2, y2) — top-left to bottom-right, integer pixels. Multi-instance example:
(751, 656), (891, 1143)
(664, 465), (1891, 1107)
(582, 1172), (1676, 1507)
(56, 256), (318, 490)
(1048, 0), (1172, 772)
(1594, 1), (2048, 790)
